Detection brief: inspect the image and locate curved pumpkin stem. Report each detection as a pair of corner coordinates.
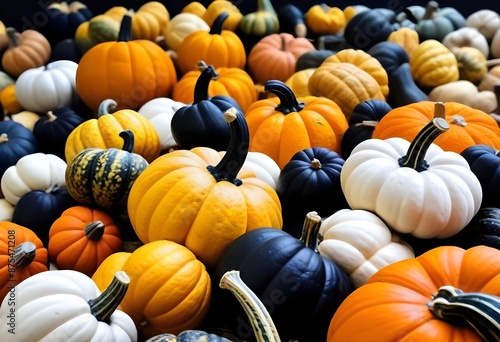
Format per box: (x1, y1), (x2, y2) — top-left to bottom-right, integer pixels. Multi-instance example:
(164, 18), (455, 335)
(119, 130), (135, 153)
(210, 12), (229, 35)
(398, 116), (449, 172)
(311, 158), (322, 170)
(12, 242), (37, 267)
(88, 271), (130, 323)
(354, 120), (379, 127)
(117, 14), (132, 42)
(264, 80), (304, 114)
(299, 211), (322, 250)
(427, 285), (500, 342)
(220, 270), (281, 342)
(0, 133), (8, 143)
(207, 107), (248, 186)
(46, 111), (57, 123)
(85, 221), (105, 241)
(97, 99), (118, 117)
(193, 62), (218, 104)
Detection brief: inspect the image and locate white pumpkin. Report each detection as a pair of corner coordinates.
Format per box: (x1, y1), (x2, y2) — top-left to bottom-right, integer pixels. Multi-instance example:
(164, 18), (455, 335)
(0, 270), (137, 342)
(466, 9), (500, 41)
(164, 12), (210, 52)
(15, 60), (78, 113)
(0, 198), (14, 221)
(2, 111), (40, 131)
(138, 97), (186, 152)
(340, 117), (482, 239)
(442, 27), (489, 58)
(318, 208), (415, 288)
(1, 153), (67, 205)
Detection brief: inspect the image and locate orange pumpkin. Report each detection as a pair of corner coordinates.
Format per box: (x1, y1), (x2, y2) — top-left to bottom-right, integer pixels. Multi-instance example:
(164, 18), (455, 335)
(172, 62), (257, 112)
(48, 206), (122, 277)
(247, 32), (316, 84)
(177, 12), (246, 75)
(0, 222), (48, 300)
(245, 80), (348, 169)
(372, 100), (500, 154)
(75, 14), (177, 113)
(328, 245), (500, 341)
(0, 84), (23, 114)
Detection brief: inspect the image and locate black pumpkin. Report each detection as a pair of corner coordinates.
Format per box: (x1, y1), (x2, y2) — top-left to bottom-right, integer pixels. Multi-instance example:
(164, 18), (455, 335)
(49, 38), (83, 63)
(0, 121), (38, 178)
(461, 144), (500, 209)
(277, 147), (348, 238)
(367, 41), (409, 75)
(214, 216), (352, 342)
(145, 330), (233, 342)
(65, 130), (149, 209)
(12, 187), (77, 246)
(295, 49), (335, 72)
(33, 106), (85, 161)
(171, 63), (241, 151)
(42, 1), (93, 44)
(277, 4), (307, 38)
(343, 9), (394, 51)
(341, 99), (392, 158)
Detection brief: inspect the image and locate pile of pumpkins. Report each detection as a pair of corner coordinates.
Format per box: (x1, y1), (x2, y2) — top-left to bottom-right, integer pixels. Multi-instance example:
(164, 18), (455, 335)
(0, 0), (500, 341)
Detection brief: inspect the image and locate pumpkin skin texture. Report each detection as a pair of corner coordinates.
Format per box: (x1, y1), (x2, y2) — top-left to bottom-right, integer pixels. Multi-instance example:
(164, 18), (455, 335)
(461, 144), (500, 208)
(127, 108), (283, 269)
(0, 121), (39, 179)
(0, 269), (137, 341)
(245, 80), (348, 169)
(92, 240), (212, 339)
(48, 206), (122, 277)
(0, 222), (48, 301)
(342, 116), (483, 239)
(343, 9), (394, 51)
(327, 245), (500, 342)
(43, 1), (94, 44)
(372, 101), (500, 154)
(214, 226), (352, 342)
(75, 14), (177, 113)
(165, 12), (210, 52)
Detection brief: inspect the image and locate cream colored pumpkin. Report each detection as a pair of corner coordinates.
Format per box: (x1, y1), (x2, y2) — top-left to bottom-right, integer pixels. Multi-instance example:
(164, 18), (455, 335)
(0, 198), (14, 221)
(429, 80), (497, 113)
(478, 65), (500, 92)
(2, 110), (40, 131)
(442, 27), (490, 58)
(164, 12), (210, 52)
(491, 29), (500, 58)
(466, 9), (500, 41)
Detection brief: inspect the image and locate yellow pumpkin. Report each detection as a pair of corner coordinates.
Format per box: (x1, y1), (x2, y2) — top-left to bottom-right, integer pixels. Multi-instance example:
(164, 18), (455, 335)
(305, 4), (346, 35)
(202, 0), (243, 31)
(285, 68), (316, 97)
(387, 27), (420, 56)
(0, 84), (23, 114)
(454, 46), (488, 84)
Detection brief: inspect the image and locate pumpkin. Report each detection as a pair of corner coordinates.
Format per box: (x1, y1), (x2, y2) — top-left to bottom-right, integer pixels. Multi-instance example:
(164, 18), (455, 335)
(65, 130), (149, 210)
(410, 39), (459, 89)
(492, 29), (500, 58)
(342, 113), (483, 239)
(43, 1), (93, 44)
(308, 62), (386, 119)
(1, 28), (51, 78)
(0, 121), (38, 179)
(428, 80), (497, 113)
(247, 32), (316, 84)
(277, 147), (349, 238)
(466, 9), (500, 41)
(2, 110), (40, 131)
(0, 84), (23, 115)
(164, 12), (209, 52)
(65, 98), (161, 163)
(127, 107), (283, 268)
(145, 331), (232, 342)
(214, 213), (352, 342)
(238, 0), (279, 36)
(442, 27), (489, 58)
(295, 49), (335, 71)
(177, 13), (246, 75)
(15, 59), (79, 113)
(245, 80), (348, 169)
(0, 269), (137, 341)
(459, 207), (500, 249)
(32, 106), (85, 160)
(0, 198), (14, 221)
(327, 245), (500, 342)
(318, 208), (415, 288)
(277, 4), (307, 38)
(85, 13), (120, 46)
(478, 65), (500, 92)
(461, 144), (500, 208)
(321, 48), (389, 98)
(305, 4), (346, 35)
(0, 71), (14, 93)
(137, 97), (186, 152)
(75, 14), (177, 112)
(1, 152), (66, 206)
(182, 1), (207, 18)
(170, 63), (241, 151)
(173, 63), (257, 112)
(284, 68), (316, 97)
(343, 9), (394, 51)
(0, 222), (48, 301)
(341, 99), (393, 158)
(91, 240), (211, 339)
(387, 27), (420, 56)
(202, 0), (243, 31)
(48, 205), (122, 277)
(453, 46), (488, 84)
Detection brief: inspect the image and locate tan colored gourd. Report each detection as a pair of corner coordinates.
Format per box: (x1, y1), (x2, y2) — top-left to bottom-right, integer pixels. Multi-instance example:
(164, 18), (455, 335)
(428, 80), (497, 113)
(442, 27), (489, 58)
(478, 65), (500, 91)
(465, 9), (500, 41)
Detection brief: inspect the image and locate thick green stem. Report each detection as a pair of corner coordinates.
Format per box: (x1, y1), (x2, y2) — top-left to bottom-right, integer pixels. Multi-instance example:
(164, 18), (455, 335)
(118, 14), (132, 42)
(12, 242), (36, 267)
(193, 62), (218, 104)
(398, 105), (449, 172)
(119, 130), (135, 153)
(264, 80), (304, 114)
(207, 107), (248, 185)
(97, 99), (118, 117)
(88, 271), (130, 323)
(210, 12), (229, 34)
(427, 285), (500, 342)
(84, 221), (105, 241)
(219, 270), (281, 342)
(299, 211), (322, 250)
